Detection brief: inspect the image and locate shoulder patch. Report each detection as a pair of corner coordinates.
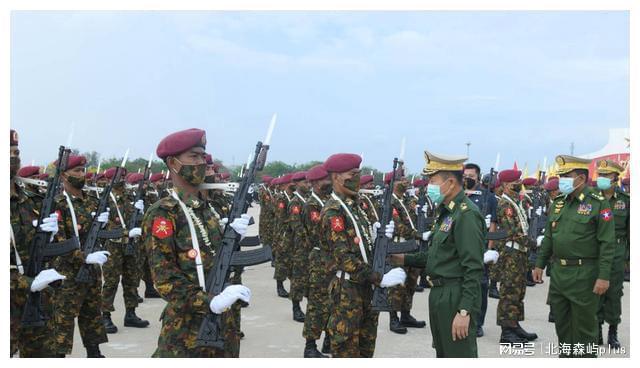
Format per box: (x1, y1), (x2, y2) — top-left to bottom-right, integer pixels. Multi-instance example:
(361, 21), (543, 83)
(392, 208), (399, 218)
(590, 192), (605, 201)
(291, 205), (301, 215)
(278, 201), (286, 209)
(152, 216), (174, 239)
(330, 216), (345, 232)
(310, 210), (321, 223)
(600, 209), (613, 222)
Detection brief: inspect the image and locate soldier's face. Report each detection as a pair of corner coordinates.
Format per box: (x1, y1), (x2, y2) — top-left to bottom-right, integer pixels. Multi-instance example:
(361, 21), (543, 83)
(10, 146), (20, 178)
(168, 148), (207, 171)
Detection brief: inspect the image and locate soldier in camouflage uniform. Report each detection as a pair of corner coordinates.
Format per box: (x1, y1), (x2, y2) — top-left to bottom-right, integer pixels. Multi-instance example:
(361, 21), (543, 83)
(287, 171), (311, 323)
(385, 170), (426, 333)
(10, 129), (65, 357)
(137, 172), (164, 299)
(101, 168), (150, 334)
(595, 160), (629, 349)
(142, 128), (251, 357)
(272, 174), (294, 298)
(50, 155), (111, 357)
(302, 165), (333, 358)
(17, 165), (42, 195)
(358, 175), (381, 224)
(322, 153), (404, 358)
(258, 175), (275, 248)
(533, 155), (616, 357)
(494, 169), (537, 344)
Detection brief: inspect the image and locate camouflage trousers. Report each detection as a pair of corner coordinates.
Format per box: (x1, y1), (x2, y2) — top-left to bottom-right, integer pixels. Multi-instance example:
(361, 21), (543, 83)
(302, 249), (332, 340)
(137, 238), (154, 286)
(488, 243), (503, 282)
(387, 266), (419, 311)
(10, 271), (58, 357)
(497, 247), (527, 326)
(102, 240), (139, 312)
(273, 230), (291, 282)
(152, 302), (240, 358)
(52, 267), (108, 354)
(290, 244), (310, 303)
(327, 276), (379, 358)
(598, 243), (626, 325)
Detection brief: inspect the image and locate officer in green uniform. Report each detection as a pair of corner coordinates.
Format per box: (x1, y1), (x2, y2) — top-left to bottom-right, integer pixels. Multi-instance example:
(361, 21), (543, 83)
(595, 159), (629, 349)
(391, 150), (485, 358)
(533, 155), (616, 358)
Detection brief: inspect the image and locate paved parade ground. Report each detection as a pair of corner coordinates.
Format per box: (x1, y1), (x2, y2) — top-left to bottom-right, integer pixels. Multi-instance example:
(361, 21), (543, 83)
(70, 205), (630, 358)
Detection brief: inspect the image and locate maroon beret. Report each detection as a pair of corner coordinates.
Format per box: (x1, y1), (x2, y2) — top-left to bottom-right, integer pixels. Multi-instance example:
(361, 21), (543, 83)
(18, 166), (40, 177)
(280, 173), (293, 184)
(212, 162), (222, 173)
(205, 153), (213, 165)
(85, 172), (95, 180)
(360, 174), (374, 185)
(544, 178), (559, 191)
(220, 172), (231, 180)
(493, 177), (501, 188)
(292, 171), (307, 182)
(324, 153), (362, 173)
(622, 177), (630, 186)
(262, 175), (273, 183)
(149, 172), (165, 183)
(271, 177), (280, 185)
(38, 173), (49, 180)
(10, 129), (18, 146)
(498, 169), (521, 184)
(522, 178), (538, 186)
(413, 178), (428, 188)
(104, 167), (128, 179)
(547, 176), (558, 182)
(96, 173), (106, 181)
(127, 173), (144, 184)
(384, 169), (405, 184)
(156, 128), (206, 160)
(59, 155), (87, 171)
(307, 165), (329, 181)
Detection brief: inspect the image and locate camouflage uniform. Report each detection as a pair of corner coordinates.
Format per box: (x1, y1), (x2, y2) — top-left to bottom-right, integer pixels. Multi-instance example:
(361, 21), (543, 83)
(137, 189), (159, 292)
(359, 193), (380, 224)
(387, 195), (418, 312)
(272, 192), (292, 282)
(142, 189), (239, 357)
(302, 192), (333, 341)
(323, 193), (378, 358)
(258, 186), (275, 246)
(495, 193), (531, 326)
(10, 185), (59, 357)
(51, 191), (108, 355)
(101, 188), (139, 313)
(288, 192), (310, 303)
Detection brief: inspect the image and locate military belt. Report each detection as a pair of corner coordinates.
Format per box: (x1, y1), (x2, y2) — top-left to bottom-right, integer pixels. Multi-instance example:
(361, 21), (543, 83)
(555, 258), (597, 266)
(426, 276), (462, 288)
(505, 241), (527, 253)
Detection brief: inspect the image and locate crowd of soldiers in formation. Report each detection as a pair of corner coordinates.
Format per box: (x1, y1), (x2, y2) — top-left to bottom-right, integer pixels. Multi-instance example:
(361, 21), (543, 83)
(10, 127), (630, 358)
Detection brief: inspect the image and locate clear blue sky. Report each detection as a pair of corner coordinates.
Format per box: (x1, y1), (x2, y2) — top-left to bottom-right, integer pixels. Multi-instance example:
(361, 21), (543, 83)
(11, 11), (629, 175)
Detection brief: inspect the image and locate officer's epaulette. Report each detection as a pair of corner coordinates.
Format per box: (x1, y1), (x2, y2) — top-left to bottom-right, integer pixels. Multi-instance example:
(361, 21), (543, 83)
(617, 190), (630, 198)
(588, 191), (605, 201)
(158, 196), (179, 210)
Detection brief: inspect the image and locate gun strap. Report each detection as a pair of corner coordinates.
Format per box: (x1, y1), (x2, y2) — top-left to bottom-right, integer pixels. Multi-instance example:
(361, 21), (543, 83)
(207, 203), (221, 221)
(9, 225), (24, 275)
(392, 193), (416, 231)
(293, 191), (307, 203)
(501, 193), (529, 235)
(284, 192), (291, 202)
(63, 191), (80, 238)
(109, 192), (127, 230)
(171, 190), (206, 289)
(310, 191), (325, 207)
(362, 194), (379, 222)
(331, 192), (368, 263)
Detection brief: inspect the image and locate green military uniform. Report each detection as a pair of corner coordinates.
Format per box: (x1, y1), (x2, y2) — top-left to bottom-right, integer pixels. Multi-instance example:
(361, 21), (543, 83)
(323, 191), (378, 357)
(495, 192), (532, 327)
(302, 190), (333, 342)
(51, 190), (108, 355)
(142, 189), (240, 357)
(272, 191), (292, 283)
(596, 160), (630, 341)
(535, 155), (616, 357)
(404, 151), (484, 358)
(10, 184), (59, 357)
(288, 190), (311, 305)
(101, 185), (139, 314)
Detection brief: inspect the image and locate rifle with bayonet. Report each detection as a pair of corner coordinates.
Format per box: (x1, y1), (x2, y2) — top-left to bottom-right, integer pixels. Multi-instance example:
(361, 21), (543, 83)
(415, 179), (435, 254)
(371, 158), (420, 312)
(22, 146), (80, 327)
(197, 116), (276, 349)
(76, 151), (131, 283)
(124, 155), (152, 256)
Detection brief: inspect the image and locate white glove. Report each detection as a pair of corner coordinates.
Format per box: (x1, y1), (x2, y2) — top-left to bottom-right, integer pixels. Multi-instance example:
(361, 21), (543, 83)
(380, 267), (406, 288)
(535, 207), (542, 216)
(134, 199), (144, 213)
(85, 250), (111, 265)
(536, 235), (544, 247)
(91, 209), (110, 223)
(37, 213), (59, 236)
(485, 214), (492, 228)
(220, 217), (229, 226)
(421, 204), (430, 213)
(209, 285), (252, 314)
(128, 227), (142, 238)
(384, 220), (395, 239)
(30, 269), (66, 292)
(229, 214), (251, 237)
(373, 222), (381, 230)
(422, 231), (432, 241)
(483, 249), (500, 264)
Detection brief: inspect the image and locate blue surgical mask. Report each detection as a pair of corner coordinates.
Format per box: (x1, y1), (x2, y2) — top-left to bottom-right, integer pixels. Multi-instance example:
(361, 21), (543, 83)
(558, 177), (575, 195)
(597, 177), (612, 190)
(427, 183), (444, 204)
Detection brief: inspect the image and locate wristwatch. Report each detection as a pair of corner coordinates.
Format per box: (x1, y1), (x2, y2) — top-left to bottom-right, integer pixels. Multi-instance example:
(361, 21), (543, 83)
(459, 309), (468, 317)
